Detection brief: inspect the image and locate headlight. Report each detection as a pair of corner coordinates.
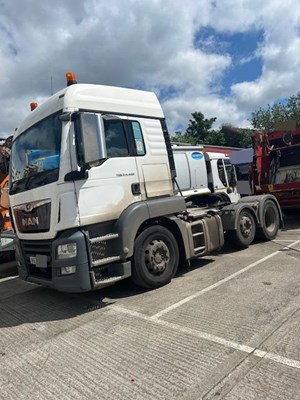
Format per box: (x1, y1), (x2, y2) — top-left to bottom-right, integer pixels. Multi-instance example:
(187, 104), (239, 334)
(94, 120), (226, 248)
(61, 266), (76, 275)
(56, 243), (77, 259)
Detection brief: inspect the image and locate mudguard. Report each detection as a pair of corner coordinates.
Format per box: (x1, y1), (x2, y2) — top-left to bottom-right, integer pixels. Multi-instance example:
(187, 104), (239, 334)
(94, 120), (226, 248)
(219, 202), (258, 230)
(114, 196), (186, 258)
(238, 194), (283, 228)
(220, 194), (283, 231)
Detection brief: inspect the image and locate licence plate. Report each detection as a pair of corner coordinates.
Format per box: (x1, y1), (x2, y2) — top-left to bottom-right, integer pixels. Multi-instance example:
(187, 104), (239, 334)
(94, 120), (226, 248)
(30, 255), (47, 268)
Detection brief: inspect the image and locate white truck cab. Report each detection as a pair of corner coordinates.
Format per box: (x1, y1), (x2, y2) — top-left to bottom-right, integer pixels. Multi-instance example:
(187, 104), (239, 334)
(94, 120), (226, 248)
(172, 146), (239, 203)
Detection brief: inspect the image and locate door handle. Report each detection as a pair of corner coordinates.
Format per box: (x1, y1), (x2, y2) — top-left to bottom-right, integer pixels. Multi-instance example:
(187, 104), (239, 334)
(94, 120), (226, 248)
(131, 183), (141, 195)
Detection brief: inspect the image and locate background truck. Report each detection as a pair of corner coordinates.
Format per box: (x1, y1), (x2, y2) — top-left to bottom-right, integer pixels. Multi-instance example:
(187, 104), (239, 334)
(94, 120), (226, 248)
(173, 145), (240, 203)
(0, 136), (15, 259)
(8, 72), (282, 293)
(0, 136), (12, 232)
(250, 120), (300, 213)
(172, 145), (281, 244)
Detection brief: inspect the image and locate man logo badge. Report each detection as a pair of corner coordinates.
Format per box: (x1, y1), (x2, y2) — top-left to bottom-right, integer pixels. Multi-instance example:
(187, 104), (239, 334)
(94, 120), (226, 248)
(22, 216), (39, 227)
(25, 203), (33, 212)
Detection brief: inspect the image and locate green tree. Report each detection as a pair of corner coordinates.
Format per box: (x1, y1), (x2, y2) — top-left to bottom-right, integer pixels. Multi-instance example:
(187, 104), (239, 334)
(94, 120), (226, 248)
(185, 112), (218, 145)
(286, 92), (300, 121)
(205, 129), (226, 146)
(221, 125), (252, 148)
(250, 105), (274, 130)
(172, 131), (192, 145)
(175, 111), (251, 148)
(250, 92), (300, 130)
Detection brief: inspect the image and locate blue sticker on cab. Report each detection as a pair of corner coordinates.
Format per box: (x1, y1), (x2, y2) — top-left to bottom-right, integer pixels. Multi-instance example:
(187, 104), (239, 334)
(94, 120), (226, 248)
(191, 151), (203, 159)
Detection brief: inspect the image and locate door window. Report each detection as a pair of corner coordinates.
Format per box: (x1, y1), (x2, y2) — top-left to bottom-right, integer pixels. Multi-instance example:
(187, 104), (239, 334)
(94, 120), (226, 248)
(104, 120), (129, 157)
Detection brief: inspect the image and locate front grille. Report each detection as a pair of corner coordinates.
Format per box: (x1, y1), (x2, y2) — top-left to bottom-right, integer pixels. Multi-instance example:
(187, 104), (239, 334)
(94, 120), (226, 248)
(93, 266), (109, 280)
(14, 201), (51, 233)
(90, 240), (114, 263)
(20, 240), (52, 279)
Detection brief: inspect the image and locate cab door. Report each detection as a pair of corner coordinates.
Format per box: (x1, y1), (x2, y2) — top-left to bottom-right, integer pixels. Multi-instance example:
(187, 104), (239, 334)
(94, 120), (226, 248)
(72, 113), (142, 227)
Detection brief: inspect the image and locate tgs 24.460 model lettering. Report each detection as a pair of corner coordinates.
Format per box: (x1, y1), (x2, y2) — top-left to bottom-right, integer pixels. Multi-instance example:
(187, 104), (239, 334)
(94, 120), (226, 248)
(8, 72), (282, 292)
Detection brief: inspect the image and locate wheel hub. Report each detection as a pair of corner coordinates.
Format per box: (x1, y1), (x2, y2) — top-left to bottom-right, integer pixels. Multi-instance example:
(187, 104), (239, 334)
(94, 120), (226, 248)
(145, 240), (170, 275)
(240, 216), (252, 238)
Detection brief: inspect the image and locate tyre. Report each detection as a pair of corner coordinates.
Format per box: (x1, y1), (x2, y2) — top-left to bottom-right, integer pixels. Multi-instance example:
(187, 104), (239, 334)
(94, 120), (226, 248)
(228, 209), (256, 248)
(257, 200), (279, 241)
(131, 225), (179, 289)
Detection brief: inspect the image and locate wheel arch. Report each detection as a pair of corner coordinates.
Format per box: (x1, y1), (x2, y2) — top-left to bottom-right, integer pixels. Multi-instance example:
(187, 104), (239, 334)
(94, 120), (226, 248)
(114, 197), (186, 259)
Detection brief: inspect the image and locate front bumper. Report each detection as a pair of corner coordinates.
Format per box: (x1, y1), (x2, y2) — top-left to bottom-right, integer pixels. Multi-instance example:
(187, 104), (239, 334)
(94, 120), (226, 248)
(15, 229), (131, 293)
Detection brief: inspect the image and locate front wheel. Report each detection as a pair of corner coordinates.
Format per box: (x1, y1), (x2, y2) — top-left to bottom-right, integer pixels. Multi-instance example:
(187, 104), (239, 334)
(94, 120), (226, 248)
(228, 209), (256, 248)
(256, 201), (279, 241)
(131, 225), (179, 289)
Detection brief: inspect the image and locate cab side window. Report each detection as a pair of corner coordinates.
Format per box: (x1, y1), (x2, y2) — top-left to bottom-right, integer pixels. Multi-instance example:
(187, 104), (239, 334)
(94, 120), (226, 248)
(224, 159), (237, 186)
(104, 120), (129, 157)
(131, 121), (145, 155)
(217, 159), (227, 186)
(103, 118), (145, 157)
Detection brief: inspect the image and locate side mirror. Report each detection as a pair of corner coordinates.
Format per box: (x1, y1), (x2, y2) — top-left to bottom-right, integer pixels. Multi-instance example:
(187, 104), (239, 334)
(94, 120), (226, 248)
(80, 113), (103, 164)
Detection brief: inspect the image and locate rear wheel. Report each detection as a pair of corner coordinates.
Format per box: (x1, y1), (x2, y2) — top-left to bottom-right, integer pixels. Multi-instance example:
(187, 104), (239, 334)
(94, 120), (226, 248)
(131, 225), (179, 289)
(228, 209), (256, 248)
(257, 201), (279, 241)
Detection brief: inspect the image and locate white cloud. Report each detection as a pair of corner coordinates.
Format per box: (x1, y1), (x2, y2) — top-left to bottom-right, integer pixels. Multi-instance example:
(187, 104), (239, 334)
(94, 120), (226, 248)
(0, 0), (300, 136)
(223, 0), (300, 113)
(166, 0), (300, 131)
(162, 92), (247, 134)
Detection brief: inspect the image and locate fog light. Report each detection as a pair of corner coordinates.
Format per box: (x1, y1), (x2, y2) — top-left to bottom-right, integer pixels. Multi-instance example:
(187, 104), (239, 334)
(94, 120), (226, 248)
(61, 266), (76, 275)
(56, 243), (77, 259)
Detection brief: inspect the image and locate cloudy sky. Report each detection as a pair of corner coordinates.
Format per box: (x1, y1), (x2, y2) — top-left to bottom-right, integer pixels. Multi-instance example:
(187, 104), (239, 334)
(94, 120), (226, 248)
(1, 0), (300, 137)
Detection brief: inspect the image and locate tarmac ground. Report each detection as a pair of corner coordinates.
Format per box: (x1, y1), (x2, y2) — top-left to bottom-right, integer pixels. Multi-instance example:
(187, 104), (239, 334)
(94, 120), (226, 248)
(0, 214), (300, 399)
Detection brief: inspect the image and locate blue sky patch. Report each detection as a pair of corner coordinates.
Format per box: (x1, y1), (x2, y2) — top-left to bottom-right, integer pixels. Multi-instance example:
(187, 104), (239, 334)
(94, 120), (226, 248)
(195, 27), (264, 95)
(159, 86), (180, 102)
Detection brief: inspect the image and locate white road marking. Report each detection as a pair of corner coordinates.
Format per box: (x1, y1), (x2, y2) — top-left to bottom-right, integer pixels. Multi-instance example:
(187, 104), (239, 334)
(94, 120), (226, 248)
(0, 275), (18, 283)
(111, 239), (300, 371)
(114, 305), (254, 352)
(263, 352), (300, 369)
(113, 305), (300, 370)
(150, 239), (300, 320)
(272, 239), (295, 242)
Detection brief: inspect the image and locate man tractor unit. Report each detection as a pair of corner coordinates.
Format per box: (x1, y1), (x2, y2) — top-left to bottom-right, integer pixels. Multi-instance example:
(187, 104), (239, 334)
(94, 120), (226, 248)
(8, 72), (281, 292)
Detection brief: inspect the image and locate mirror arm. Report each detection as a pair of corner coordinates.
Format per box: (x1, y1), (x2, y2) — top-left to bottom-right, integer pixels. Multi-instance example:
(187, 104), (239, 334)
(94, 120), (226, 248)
(64, 168), (88, 182)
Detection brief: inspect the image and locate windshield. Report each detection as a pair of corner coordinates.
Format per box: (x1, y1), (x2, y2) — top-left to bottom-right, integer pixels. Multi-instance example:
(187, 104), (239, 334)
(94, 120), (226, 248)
(10, 113), (62, 194)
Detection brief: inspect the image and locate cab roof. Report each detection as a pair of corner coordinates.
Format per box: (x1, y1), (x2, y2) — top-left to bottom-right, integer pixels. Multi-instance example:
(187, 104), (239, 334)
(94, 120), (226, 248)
(14, 83), (164, 138)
